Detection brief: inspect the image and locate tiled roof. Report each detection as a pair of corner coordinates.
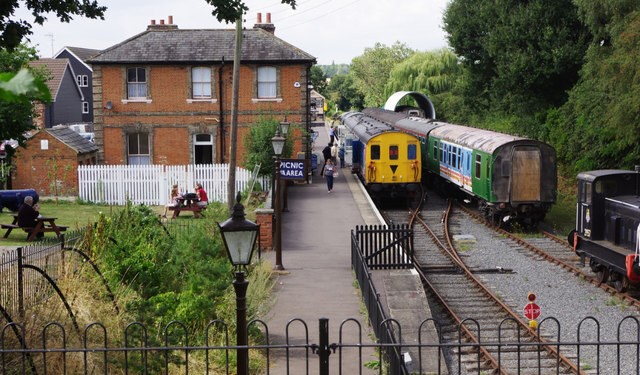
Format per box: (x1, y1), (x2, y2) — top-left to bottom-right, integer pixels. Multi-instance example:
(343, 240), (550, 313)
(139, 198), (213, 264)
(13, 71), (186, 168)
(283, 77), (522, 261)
(47, 126), (98, 154)
(89, 28), (315, 64)
(28, 58), (71, 98)
(65, 47), (101, 62)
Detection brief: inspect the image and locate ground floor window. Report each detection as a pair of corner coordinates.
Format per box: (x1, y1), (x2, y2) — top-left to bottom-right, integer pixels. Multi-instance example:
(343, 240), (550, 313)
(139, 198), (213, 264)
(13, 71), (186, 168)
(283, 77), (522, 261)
(128, 133), (150, 165)
(194, 133), (213, 164)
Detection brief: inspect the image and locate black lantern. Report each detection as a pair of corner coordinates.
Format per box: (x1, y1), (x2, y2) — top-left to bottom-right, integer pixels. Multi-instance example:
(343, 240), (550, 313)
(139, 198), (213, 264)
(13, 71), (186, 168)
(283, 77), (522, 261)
(218, 192), (259, 267)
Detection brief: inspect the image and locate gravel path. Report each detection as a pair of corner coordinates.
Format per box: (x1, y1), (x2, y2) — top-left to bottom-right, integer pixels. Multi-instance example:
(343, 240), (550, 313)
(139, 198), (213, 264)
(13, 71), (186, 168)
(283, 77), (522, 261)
(455, 212), (640, 373)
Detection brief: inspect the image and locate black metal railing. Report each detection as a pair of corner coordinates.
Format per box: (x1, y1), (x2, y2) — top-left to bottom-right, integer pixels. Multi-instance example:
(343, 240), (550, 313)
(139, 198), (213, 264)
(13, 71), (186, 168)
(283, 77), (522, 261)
(3, 316), (640, 374)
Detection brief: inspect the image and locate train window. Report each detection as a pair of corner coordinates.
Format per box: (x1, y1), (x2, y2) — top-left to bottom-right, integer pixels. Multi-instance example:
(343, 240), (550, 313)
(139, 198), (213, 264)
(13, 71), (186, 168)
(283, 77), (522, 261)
(584, 182), (592, 204)
(371, 145), (381, 160)
(595, 180), (618, 196)
(456, 148), (462, 169)
(433, 142), (438, 161)
(389, 145), (399, 160)
(440, 143), (445, 162)
(475, 155), (481, 178)
(408, 144), (417, 160)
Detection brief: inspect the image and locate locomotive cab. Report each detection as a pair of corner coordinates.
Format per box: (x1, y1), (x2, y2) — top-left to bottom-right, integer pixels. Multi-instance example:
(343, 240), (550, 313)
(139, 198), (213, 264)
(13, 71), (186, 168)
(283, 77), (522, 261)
(572, 169), (640, 291)
(576, 170), (639, 241)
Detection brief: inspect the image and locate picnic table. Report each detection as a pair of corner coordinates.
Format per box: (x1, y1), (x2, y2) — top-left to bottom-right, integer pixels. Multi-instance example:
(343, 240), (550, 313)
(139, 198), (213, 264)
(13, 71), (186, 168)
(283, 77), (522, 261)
(1, 214), (68, 241)
(169, 196), (205, 218)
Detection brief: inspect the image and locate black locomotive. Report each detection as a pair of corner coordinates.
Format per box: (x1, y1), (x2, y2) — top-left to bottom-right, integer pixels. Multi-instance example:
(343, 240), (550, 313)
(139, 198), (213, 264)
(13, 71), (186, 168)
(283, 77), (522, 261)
(568, 168), (640, 292)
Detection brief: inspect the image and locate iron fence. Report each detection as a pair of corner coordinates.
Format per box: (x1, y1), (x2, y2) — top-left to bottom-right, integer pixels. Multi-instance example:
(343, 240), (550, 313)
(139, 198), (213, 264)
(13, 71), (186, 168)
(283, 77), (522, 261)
(3, 316), (640, 374)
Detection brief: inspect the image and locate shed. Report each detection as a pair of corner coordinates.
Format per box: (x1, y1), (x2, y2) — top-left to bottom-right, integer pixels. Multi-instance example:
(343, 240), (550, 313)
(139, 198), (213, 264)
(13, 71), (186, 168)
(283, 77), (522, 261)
(11, 126), (98, 196)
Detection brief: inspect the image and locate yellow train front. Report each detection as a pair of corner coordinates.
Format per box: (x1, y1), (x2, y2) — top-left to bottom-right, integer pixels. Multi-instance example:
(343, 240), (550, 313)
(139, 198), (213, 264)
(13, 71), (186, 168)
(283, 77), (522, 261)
(341, 112), (422, 201)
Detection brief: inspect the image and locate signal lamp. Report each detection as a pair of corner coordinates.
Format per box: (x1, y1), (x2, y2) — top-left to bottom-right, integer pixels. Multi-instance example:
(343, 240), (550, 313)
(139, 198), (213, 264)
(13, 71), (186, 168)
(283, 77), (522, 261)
(527, 292), (536, 302)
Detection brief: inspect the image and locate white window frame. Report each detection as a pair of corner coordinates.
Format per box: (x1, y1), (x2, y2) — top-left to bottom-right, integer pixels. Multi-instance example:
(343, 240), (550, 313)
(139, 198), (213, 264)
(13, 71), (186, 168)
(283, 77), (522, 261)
(76, 75), (88, 87)
(192, 67), (212, 99)
(127, 133), (150, 165)
(82, 101), (89, 114)
(257, 66), (277, 99)
(127, 67), (148, 100)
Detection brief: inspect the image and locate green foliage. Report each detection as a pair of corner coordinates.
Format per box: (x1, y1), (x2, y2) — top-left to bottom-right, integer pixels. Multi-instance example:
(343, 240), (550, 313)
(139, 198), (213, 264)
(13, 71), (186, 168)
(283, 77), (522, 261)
(547, 6), (640, 174)
(204, 0), (296, 23)
(0, 1), (106, 51)
(349, 42), (414, 107)
(326, 73), (364, 113)
(90, 203), (232, 332)
(385, 49), (461, 96)
(310, 65), (327, 95)
(243, 116), (294, 177)
(318, 62), (349, 78)
(443, 0), (589, 126)
(0, 45), (51, 144)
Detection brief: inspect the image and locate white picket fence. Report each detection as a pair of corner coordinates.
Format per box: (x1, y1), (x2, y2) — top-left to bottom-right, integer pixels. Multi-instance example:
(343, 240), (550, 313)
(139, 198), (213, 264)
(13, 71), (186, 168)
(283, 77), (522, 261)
(78, 164), (270, 205)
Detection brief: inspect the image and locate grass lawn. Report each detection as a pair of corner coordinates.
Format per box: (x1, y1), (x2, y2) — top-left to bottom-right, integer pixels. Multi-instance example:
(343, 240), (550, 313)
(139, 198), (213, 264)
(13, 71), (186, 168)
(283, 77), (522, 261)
(0, 200), (158, 246)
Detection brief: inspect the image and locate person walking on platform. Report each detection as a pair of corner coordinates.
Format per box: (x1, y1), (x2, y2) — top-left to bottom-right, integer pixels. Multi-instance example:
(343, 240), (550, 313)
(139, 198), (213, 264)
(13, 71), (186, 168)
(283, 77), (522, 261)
(331, 142), (338, 165)
(323, 159), (336, 193)
(338, 143), (345, 168)
(329, 126), (336, 144)
(321, 142), (332, 175)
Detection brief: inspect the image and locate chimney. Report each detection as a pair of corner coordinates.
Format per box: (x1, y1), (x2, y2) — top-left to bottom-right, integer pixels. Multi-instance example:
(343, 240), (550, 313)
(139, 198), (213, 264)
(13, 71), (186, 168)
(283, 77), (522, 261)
(147, 16), (178, 31)
(254, 12), (276, 34)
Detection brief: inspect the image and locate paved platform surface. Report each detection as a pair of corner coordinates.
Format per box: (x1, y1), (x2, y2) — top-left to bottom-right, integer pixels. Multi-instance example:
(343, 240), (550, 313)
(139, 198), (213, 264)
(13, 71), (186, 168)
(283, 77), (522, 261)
(264, 124), (443, 374)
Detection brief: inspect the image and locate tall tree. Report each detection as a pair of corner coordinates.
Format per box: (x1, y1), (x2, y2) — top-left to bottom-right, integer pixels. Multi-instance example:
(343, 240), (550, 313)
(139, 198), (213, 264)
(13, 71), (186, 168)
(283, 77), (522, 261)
(443, 0), (589, 123)
(0, 0), (107, 51)
(310, 65), (327, 95)
(349, 42), (414, 107)
(385, 50), (461, 94)
(549, 5), (640, 172)
(326, 74), (364, 112)
(0, 44), (49, 144)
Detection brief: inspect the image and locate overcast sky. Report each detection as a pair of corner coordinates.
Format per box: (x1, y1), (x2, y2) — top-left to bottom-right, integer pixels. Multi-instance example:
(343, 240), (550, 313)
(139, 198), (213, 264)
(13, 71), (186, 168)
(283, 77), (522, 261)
(17, 0), (451, 65)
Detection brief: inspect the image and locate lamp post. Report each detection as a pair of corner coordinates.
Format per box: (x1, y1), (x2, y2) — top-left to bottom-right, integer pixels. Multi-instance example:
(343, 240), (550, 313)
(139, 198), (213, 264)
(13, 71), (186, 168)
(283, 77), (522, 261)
(271, 128), (285, 271)
(217, 192), (259, 375)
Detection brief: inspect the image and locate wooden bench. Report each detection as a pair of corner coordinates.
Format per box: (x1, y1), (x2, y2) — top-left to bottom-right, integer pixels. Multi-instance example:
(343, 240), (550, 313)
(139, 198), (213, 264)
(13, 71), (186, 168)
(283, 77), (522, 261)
(2, 221), (68, 241)
(169, 205), (206, 218)
(1, 223), (29, 238)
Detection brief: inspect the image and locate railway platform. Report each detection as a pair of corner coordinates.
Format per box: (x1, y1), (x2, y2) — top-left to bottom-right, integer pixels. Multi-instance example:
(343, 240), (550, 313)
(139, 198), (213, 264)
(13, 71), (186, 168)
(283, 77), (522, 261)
(263, 124), (442, 374)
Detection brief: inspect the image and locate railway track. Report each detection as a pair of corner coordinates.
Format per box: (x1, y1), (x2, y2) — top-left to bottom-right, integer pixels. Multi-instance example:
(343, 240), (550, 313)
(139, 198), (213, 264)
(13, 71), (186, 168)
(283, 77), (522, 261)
(382, 197), (582, 374)
(457, 203), (640, 307)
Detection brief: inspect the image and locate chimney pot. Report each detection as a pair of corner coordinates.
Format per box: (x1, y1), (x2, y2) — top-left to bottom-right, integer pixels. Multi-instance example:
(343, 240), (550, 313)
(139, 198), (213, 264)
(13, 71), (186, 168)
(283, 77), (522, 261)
(257, 12), (262, 23)
(266, 12), (271, 23)
(168, 15), (173, 24)
(160, 19), (165, 25)
(151, 19), (156, 25)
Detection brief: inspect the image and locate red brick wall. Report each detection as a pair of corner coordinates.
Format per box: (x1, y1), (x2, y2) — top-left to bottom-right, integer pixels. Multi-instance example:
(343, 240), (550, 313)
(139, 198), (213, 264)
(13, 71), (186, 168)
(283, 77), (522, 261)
(94, 62), (310, 165)
(11, 132), (83, 195)
(255, 208), (274, 251)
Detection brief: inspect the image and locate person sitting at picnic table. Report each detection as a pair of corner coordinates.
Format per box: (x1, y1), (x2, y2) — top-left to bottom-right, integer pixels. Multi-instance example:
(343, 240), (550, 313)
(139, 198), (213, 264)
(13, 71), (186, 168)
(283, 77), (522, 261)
(194, 183), (208, 218)
(162, 184), (182, 218)
(17, 196), (43, 239)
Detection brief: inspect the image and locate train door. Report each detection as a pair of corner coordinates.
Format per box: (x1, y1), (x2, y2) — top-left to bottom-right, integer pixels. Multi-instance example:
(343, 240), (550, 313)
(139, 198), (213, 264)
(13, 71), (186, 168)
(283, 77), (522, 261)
(577, 179), (592, 238)
(511, 148), (541, 201)
(461, 148), (472, 191)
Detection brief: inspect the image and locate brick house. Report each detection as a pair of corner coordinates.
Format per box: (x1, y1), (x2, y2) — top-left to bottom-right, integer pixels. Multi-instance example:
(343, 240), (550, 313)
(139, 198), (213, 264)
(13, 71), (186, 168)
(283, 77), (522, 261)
(11, 126), (98, 195)
(88, 14), (316, 166)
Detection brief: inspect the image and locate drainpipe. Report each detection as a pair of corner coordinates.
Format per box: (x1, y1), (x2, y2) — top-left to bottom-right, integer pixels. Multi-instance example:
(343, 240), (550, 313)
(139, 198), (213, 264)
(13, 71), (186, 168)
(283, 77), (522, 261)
(219, 57), (225, 163)
(305, 63), (312, 183)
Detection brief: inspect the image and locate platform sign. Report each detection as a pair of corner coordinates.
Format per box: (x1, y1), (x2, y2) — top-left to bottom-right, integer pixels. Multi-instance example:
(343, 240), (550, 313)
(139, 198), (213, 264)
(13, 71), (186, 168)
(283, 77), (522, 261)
(523, 303), (541, 320)
(279, 159), (307, 181)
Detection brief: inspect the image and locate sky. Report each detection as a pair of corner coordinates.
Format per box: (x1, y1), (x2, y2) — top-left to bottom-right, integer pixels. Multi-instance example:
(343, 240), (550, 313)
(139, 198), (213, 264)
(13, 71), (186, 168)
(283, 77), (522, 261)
(16, 0), (451, 65)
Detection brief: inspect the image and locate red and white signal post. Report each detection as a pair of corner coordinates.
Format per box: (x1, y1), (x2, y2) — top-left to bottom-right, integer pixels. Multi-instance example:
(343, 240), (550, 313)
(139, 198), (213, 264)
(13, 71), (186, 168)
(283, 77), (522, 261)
(523, 292), (541, 328)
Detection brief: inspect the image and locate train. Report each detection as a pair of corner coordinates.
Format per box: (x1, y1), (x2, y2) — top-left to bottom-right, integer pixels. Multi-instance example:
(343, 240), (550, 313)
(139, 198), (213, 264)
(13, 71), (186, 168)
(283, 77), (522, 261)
(342, 91), (557, 225)
(340, 111), (423, 202)
(568, 168), (640, 292)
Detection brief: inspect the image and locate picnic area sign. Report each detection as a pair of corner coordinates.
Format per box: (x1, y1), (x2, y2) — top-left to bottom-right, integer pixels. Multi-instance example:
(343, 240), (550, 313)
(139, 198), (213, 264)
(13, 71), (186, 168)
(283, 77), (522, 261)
(279, 159), (307, 181)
